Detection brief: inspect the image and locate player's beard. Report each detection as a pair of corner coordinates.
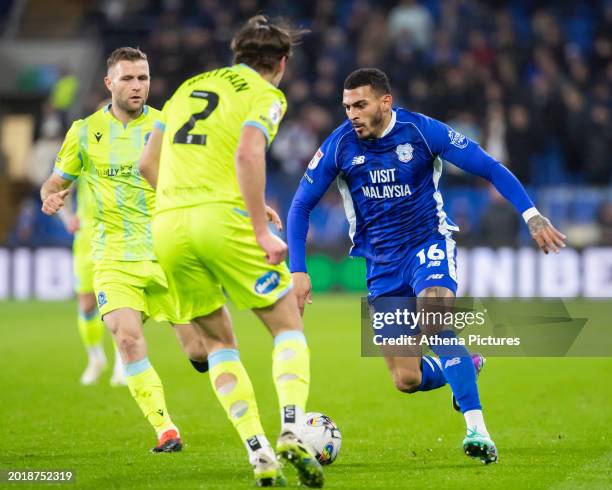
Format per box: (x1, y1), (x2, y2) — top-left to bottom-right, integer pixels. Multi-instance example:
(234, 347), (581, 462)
(369, 107), (384, 137)
(357, 107), (384, 140)
(115, 96), (145, 117)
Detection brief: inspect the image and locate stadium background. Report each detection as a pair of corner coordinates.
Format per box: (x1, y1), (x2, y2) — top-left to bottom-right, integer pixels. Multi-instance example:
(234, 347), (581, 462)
(1, 0), (612, 299)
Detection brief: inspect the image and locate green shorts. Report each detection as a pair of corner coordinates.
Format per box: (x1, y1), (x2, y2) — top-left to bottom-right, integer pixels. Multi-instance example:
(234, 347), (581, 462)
(93, 259), (179, 323)
(152, 204), (293, 323)
(73, 229), (94, 294)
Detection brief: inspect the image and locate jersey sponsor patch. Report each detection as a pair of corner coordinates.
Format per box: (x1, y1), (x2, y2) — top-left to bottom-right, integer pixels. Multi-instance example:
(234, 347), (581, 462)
(308, 148), (324, 170)
(448, 129), (468, 149)
(269, 100), (283, 125)
(254, 271), (281, 294)
(395, 143), (414, 162)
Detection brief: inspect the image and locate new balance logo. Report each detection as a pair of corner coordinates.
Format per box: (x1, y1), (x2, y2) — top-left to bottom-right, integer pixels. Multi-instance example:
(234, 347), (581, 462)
(444, 357), (462, 368)
(94, 132), (103, 143)
(352, 155), (365, 165)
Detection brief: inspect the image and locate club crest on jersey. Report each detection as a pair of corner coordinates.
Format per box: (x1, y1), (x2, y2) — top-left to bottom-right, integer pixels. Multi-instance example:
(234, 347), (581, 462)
(308, 148), (324, 170)
(448, 129), (469, 149)
(269, 100), (283, 125)
(396, 143), (414, 163)
(97, 291), (107, 307)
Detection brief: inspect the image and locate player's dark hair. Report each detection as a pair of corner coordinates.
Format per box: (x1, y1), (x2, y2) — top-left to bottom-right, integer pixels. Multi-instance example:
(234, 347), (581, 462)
(231, 15), (308, 73)
(344, 68), (392, 95)
(106, 47), (147, 69)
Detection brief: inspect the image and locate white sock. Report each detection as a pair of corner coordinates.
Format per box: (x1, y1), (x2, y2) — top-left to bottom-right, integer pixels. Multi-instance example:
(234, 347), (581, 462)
(245, 434), (271, 460)
(464, 409), (489, 437)
(281, 404), (305, 433)
(86, 345), (105, 364)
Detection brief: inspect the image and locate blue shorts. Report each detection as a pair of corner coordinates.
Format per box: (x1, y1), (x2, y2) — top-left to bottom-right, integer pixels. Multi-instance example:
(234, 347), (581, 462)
(366, 234), (458, 299)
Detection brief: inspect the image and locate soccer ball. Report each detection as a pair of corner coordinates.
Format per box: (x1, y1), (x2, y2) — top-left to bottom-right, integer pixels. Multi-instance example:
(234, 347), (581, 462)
(299, 412), (342, 465)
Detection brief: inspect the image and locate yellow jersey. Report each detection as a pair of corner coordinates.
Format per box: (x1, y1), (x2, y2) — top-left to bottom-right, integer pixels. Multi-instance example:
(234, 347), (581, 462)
(155, 64), (287, 213)
(54, 104), (161, 261)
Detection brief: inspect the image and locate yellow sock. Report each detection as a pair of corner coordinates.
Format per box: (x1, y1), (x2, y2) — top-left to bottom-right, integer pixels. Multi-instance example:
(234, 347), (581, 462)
(124, 358), (175, 436)
(209, 349), (265, 442)
(77, 309), (105, 348)
(273, 330), (310, 428)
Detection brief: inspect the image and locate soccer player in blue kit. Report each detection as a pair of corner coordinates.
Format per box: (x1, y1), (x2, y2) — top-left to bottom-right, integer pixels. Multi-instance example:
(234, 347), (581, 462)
(287, 69), (566, 464)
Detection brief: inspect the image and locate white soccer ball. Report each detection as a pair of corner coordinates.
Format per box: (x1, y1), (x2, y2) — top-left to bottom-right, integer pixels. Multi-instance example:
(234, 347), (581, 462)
(299, 412), (342, 465)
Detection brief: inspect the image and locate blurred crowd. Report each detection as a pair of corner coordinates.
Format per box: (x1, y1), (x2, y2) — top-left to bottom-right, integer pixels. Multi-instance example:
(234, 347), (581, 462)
(7, 0), (612, 249)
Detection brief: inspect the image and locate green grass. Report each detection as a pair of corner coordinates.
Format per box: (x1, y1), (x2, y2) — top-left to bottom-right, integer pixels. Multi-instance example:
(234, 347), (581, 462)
(1, 295), (611, 489)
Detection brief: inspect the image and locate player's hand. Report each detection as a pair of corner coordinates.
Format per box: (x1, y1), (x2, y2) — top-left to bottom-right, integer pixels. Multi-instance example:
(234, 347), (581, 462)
(41, 189), (70, 216)
(292, 272), (313, 316)
(66, 215), (81, 234)
(256, 231), (287, 265)
(528, 214), (566, 254)
(265, 204), (283, 232)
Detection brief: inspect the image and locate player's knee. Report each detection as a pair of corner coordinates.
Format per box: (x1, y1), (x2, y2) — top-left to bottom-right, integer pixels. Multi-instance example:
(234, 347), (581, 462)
(392, 369), (421, 394)
(116, 332), (143, 359)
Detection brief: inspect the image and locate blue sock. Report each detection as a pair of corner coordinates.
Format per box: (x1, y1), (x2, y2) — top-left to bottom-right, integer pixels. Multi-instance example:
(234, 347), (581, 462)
(418, 355), (447, 391)
(429, 330), (482, 412)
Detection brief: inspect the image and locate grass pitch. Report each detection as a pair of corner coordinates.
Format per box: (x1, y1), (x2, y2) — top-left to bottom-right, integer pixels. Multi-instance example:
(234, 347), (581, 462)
(1, 295), (611, 489)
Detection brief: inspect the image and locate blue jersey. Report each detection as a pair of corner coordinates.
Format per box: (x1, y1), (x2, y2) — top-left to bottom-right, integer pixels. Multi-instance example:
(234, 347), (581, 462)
(288, 108), (535, 272)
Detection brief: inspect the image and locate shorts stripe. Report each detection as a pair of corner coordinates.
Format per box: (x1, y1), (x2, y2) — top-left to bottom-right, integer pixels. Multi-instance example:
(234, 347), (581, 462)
(445, 238), (457, 282)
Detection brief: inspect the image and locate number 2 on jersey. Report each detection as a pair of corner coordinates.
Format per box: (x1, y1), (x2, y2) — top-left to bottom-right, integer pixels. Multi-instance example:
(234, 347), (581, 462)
(173, 90), (219, 145)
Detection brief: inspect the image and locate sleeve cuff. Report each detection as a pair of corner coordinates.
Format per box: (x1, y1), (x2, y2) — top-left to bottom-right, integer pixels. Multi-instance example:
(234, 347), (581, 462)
(243, 120), (270, 145)
(154, 120), (166, 131)
(522, 207), (540, 223)
(53, 167), (78, 181)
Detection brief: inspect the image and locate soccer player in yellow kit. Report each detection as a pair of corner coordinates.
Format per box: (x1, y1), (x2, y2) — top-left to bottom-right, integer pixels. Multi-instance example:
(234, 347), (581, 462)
(140, 16), (324, 487)
(40, 47), (208, 452)
(59, 178), (125, 386)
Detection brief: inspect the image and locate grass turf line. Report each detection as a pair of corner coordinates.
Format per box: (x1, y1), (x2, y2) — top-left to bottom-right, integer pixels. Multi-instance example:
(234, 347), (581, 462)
(0, 296), (611, 489)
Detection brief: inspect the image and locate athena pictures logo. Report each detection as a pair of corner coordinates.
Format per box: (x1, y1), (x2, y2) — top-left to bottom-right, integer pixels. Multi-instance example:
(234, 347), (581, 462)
(395, 143), (414, 163)
(448, 129), (469, 149)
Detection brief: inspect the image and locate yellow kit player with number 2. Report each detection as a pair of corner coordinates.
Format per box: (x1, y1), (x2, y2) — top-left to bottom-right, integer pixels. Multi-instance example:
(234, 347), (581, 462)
(41, 47), (209, 453)
(140, 16), (324, 487)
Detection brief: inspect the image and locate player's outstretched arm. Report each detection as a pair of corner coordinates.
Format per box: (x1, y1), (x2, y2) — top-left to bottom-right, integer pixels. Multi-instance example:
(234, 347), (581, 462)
(287, 141), (339, 315)
(419, 115), (567, 254)
(527, 213), (566, 254)
(139, 126), (163, 189)
(40, 173), (71, 216)
(236, 125), (287, 265)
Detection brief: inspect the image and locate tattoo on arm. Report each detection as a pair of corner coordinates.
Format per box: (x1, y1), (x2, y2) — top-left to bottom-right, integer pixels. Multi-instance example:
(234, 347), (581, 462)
(528, 215), (550, 235)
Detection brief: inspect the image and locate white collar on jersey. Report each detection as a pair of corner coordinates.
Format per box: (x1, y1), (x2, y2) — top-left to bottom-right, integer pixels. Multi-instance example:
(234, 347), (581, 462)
(380, 109), (397, 138)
